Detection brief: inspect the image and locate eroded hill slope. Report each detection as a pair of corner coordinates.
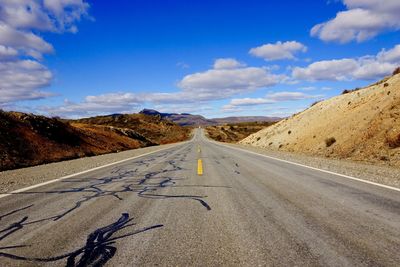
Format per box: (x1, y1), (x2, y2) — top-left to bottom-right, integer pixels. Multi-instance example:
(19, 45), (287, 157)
(0, 111), (190, 171)
(241, 74), (400, 167)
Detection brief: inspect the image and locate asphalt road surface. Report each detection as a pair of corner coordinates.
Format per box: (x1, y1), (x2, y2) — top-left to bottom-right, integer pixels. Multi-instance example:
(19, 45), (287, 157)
(0, 129), (399, 266)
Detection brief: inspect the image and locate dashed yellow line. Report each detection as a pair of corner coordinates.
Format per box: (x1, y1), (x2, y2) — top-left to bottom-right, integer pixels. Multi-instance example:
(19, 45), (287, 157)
(197, 159), (203, 176)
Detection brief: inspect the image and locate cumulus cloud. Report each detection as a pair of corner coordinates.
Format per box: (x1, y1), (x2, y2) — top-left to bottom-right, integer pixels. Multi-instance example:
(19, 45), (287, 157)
(0, 0), (89, 105)
(41, 58), (286, 117)
(0, 0), (89, 33)
(177, 58), (283, 100)
(292, 44), (400, 81)
(0, 23), (54, 60)
(0, 59), (53, 102)
(213, 58), (245, 69)
(249, 41), (307, 61)
(311, 0), (400, 43)
(222, 91), (320, 111)
(293, 59), (358, 81)
(42, 93), (143, 117)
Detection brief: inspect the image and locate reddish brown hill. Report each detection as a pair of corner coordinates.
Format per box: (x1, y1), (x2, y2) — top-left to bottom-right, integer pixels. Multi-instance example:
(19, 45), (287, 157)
(74, 113), (190, 144)
(0, 111), (190, 171)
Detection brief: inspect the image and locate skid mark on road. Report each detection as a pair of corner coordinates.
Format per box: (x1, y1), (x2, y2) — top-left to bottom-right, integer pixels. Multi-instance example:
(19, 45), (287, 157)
(0, 144), (224, 265)
(0, 213), (162, 266)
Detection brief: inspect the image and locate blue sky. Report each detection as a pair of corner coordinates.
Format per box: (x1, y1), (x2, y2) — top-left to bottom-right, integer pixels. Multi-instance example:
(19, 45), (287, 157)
(1, 0), (400, 118)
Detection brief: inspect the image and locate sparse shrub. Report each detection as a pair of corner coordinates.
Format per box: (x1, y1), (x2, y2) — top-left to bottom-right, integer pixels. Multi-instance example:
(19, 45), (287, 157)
(384, 83), (389, 87)
(387, 133), (400, 148)
(279, 144), (283, 148)
(288, 130), (291, 134)
(256, 137), (261, 141)
(393, 67), (400, 76)
(325, 137), (336, 147)
(380, 156), (389, 161)
(342, 88), (360, 95)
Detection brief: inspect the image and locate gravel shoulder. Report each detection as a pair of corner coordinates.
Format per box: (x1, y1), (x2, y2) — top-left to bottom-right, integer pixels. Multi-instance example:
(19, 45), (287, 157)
(0, 142), (185, 193)
(224, 142), (400, 190)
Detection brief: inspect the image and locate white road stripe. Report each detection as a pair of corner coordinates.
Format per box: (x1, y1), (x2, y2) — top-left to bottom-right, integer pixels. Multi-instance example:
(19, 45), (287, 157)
(0, 142), (185, 199)
(211, 140), (400, 193)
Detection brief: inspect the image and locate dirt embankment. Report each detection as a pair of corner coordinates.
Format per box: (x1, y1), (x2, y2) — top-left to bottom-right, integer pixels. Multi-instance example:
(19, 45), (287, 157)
(74, 113), (191, 144)
(206, 122), (276, 143)
(241, 73), (400, 168)
(0, 111), (190, 171)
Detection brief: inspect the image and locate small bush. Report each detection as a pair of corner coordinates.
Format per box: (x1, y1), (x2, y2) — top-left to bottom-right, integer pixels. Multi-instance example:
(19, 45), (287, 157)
(393, 67), (400, 76)
(325, 137), (336, 147)
(342, 88), (360, 95)
(256, 137), (261, 141)
(387, 133), (400, 148)
(288, 130), (291, 134)
(384, 83), (389, 87)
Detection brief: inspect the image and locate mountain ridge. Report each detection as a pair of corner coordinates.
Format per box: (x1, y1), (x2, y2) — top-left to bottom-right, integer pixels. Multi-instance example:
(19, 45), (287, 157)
(139, 108), (280, 126)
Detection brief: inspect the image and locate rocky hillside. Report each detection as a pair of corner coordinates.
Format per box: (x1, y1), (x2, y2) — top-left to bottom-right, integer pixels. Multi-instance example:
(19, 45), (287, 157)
(0, 111), (190, 171)
(74, 113), (190, 144)
(206, 122), (276, 143)
(241, 72), (400, 167)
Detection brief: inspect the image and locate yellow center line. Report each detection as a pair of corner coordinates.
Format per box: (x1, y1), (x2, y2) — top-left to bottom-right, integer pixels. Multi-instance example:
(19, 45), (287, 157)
(197, 159), (203, 176)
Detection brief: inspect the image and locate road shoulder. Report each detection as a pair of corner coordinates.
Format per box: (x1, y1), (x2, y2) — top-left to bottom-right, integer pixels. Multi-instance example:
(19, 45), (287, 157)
(221, 142), (400, 190)
(0, 142), (184, 193)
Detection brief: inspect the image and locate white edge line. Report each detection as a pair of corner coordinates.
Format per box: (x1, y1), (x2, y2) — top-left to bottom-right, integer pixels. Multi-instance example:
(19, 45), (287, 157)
(210, 140), (400, 193)
(0, 142), (186, 199)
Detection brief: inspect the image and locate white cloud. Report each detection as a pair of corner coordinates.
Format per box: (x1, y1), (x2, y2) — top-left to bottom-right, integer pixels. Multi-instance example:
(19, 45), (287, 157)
(213, 58), (245, 69)
(311, 0), (400, 43)
(266, 91), (320, 101)
(42, 93), (143, 117)
(377, 44), (400, 63)
(299, 86), (316, 91)
(222, 91), (320, 111)
(178, 59), (282, 100)
(41, 59), (286, 117)
(0, 44), (18, 59)
(292, 44), (400, 81)
(293, 59), (359, 81)
(249, 41), (307, 61)
(0, 0), (90, 104)
(0, 0), (89, 33)
(229, 98), (274, 106)
(0, 60), (53, 102)
(0, 23), (54, 59)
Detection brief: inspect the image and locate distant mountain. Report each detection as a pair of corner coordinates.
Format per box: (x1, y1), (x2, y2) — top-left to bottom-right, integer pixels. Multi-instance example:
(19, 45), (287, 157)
(139, 109), (280, 126)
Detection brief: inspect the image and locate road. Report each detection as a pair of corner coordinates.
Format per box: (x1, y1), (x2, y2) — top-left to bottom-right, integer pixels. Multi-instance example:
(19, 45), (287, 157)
(0, 129), (399, 266)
